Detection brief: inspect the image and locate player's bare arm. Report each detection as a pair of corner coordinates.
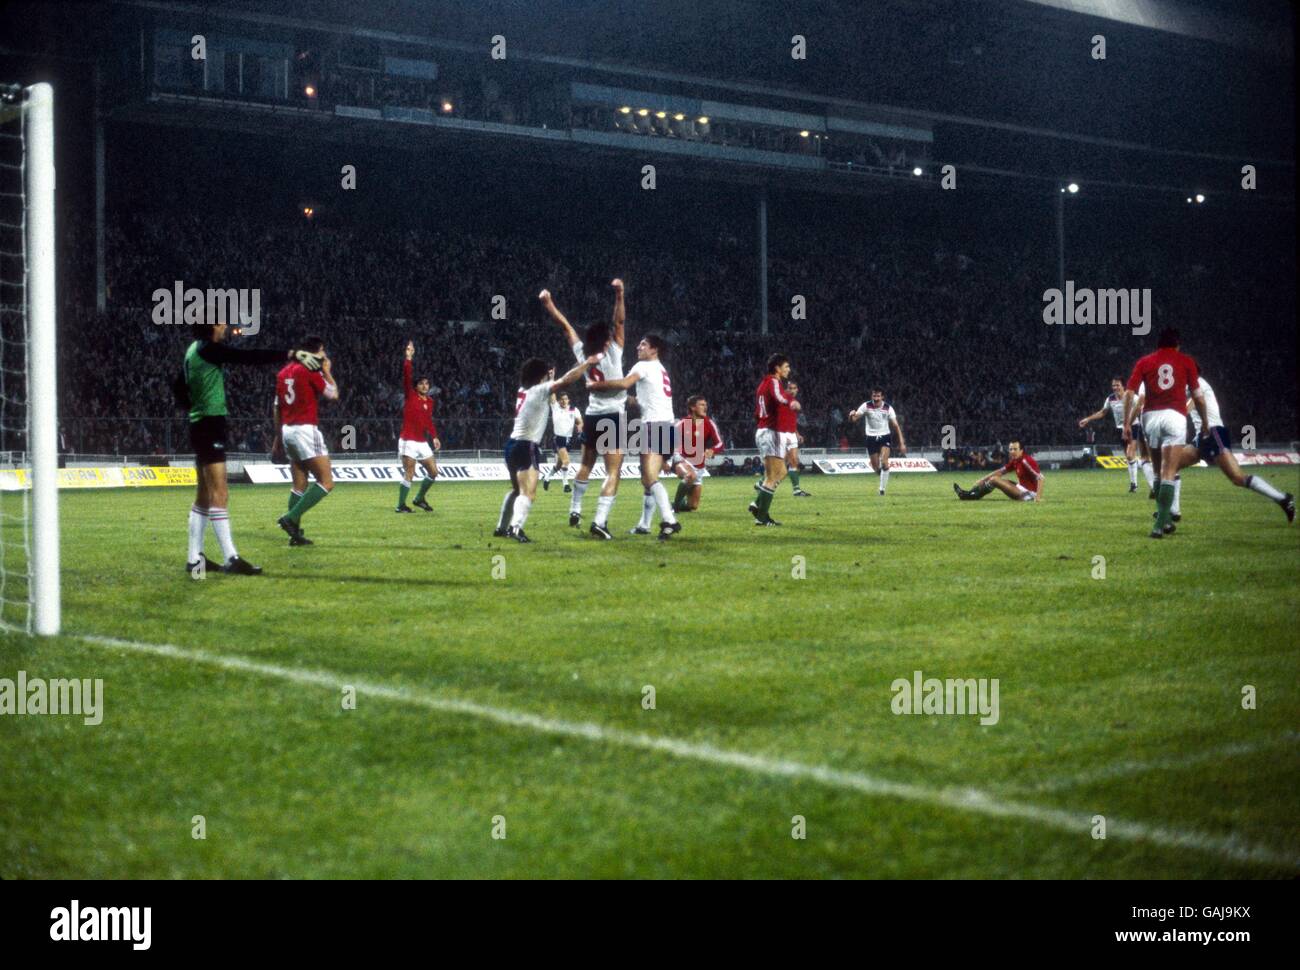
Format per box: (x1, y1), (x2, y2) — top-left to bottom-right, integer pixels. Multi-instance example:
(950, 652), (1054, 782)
(1078, 407), (1106, 428)
(586, 372), (637, 393)
(538, 289), (581, 348)
(611, 278), (625, 347)
(890, 418), (906, 454)
(1121, 389), (1138, 441)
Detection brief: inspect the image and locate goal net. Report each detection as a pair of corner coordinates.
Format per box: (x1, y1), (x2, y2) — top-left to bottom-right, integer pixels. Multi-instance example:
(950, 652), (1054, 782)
(0, 82), (59, 635)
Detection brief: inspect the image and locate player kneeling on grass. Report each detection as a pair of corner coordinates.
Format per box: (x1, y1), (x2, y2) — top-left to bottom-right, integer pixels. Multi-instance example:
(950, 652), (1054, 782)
(273, 336), (338, 546)
(671, 395), (723, 512)
(954, 440), (1043, 503)
(588, 334), (682, 541)
(496, 354), (600, 542)
(395, 341), (441, 513)
(177, 321), (324, 577)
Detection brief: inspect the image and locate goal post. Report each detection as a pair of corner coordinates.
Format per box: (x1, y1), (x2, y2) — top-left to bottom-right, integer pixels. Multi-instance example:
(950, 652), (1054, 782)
(26, 82), (59, 636)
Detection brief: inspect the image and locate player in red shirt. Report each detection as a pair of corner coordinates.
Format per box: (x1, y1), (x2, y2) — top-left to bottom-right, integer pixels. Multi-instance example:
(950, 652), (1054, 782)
(669, 395), (724, 513)
(749, 354), (799, 525)
(953, 440), (1044, 502)
(781, 380), (812, 497)
(1122, 328), (1209, 538)
(272, 335), (338, 545)
(395, 341), (442, 513)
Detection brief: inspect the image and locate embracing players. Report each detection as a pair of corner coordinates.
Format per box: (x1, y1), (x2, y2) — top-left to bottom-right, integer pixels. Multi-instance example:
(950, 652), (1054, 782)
(395, 341), (441, 513)
(849, 388), (906, 495)
(750, 354), (798, 526)
(274, 335), (338, 545)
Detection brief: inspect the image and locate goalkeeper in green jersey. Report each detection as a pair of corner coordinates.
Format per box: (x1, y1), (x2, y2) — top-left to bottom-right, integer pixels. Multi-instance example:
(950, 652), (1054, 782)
(178, 321), (322, 577)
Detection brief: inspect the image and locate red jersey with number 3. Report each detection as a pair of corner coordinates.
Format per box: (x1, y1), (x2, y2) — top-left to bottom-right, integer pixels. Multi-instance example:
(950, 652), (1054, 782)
(755, 375), (793, 431)
(400, 358), (438, 442)
(276, 362), (327, 426)
(1127, 348), (1199, 415)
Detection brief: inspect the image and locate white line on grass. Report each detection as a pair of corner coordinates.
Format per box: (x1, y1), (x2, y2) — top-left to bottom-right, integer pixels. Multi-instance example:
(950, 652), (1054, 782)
(76, 633), (1300, 871)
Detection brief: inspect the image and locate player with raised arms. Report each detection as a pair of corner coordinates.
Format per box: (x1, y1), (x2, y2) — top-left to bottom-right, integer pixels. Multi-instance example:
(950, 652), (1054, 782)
(1078, 377), (1141, 493)
(541, 391), (583, 492)
(750, 354), (798, 526)
(495, 353), (600, 542)
(848, 387), (906, 495)
(1122, 328), (1208, 539)
(540, 280), (627, 537)
(395, 341), (441, 513)
(587, 333), (682, 540)
(177, 319), (323, 576)
(273, 334), (338, 546)
(953, 439), (1044, 502)
(671, 395), (723, 513)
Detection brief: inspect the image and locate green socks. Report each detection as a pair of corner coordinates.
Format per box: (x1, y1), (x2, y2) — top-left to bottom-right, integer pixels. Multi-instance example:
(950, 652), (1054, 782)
(287, 482), (330, 524)
(971, 482), (994, 499)
(288, 489), (301, 511)
(397, 481), (410, 508)
(673, 480), (689, 512)
(789, 468), (801, 491)
(415, 478), (434, 503)
(755, 485), (775, 515)
(1154, 480), (1176, 530)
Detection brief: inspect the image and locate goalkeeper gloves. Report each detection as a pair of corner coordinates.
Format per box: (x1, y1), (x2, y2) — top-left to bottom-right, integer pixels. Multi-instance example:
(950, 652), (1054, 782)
(293, 349), (325, 371)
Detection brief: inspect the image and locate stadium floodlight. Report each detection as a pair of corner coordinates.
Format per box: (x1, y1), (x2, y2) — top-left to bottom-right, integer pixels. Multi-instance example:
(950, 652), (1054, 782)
(1067, 182), (1080, 194)
(304, 85), (316, 98)
(637, 108), (649, 117)
(655, 111), (667, 119)
(618, 106), (631, 114)
(441, 100), (454, 114)
(800, 130), (810, 138)
(912, 166), (923, 176)
(0, 82), (59, 636)
(1195, 193), (1205, 204)
(697, 116), (709, 124)
(673, 113), (685, 121)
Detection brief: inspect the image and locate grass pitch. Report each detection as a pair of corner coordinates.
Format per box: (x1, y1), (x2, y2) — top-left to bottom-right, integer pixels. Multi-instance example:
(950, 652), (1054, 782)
(1, 468), (1297, 878)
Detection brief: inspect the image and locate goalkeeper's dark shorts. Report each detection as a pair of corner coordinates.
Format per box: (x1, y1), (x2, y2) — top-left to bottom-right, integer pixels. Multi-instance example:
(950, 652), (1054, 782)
(190, 415), (228, 466)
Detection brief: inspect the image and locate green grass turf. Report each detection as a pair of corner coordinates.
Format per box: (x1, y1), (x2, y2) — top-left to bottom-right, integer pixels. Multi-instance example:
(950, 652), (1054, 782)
(1, 467), (1297, 878)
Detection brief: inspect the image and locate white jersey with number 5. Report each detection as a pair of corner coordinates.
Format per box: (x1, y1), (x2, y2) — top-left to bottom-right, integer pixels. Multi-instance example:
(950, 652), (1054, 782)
(628, 359), (674, 423)
(573, 340), (625, 414)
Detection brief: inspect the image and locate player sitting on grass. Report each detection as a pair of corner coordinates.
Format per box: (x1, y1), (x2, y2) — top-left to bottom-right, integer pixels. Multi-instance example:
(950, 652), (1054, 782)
(177, 320), (323, 577)
(496, 353), (600, 542)
(671, 395), (723, 512)
(395, 341), (441, 513)
(953, 440), (1043, 502)
(273, 335), (338, 546)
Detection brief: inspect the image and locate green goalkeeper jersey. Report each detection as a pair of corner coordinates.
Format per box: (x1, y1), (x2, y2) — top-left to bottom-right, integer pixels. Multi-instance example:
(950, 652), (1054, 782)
(184, 340), (226, 423)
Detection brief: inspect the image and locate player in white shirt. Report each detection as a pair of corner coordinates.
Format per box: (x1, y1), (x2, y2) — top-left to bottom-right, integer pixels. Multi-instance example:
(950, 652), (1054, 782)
(540, 280), (627, 535)
(495, 353), (600, 542)
(848, 388), (907, 495)
(1167, 377), (1294, 524)
(1078, 377), (1142, 492)
(541, 391), (583, 493)
(586, 333), (682, 540)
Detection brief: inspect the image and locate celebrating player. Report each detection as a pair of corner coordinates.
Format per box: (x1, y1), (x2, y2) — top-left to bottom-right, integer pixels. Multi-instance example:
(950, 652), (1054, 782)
(273, 335), (338, 546)
(750, 354), (798, 526)
(495, 354), (600, 542)
(541, 391), (582, 492)
(671, 395), (723, 513)
(1078, 377), (1141, 493)
(395, 341), (441, 513)
(953, 440), (1043, 502)
(586, 333), (681, 540)
(1122, 328), (1208, 538)
(540, 281), (627, 536)
(849, 388), (906, 495)
(783, 380), (812, 497)
(178, 320), (323, 576)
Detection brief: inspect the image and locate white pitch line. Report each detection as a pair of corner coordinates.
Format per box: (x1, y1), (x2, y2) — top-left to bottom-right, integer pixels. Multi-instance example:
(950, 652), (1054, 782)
(73, 633), (1300, 871)
(1017, 733), (1300, 794)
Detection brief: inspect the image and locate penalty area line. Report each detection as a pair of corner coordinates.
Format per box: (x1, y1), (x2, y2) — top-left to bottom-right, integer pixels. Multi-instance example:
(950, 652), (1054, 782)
(74, 632), (1300, 871)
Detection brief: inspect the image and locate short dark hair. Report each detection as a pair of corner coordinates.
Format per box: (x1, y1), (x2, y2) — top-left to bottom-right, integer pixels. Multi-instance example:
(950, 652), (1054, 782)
(584, 322), (611, 352)
(686, 394), (705, 409)
(766, 353), (789, 374)
(1009, 438), (1027, 452)
(520, 357), (551, 387)
(300, 334), (326, 353)
(642, 333), (666, 354)
(871, 386), (883, 394)
(1157, 327), (1181, 348)
(1111, 376), (1123, 384)
(416, 375), (431, 388)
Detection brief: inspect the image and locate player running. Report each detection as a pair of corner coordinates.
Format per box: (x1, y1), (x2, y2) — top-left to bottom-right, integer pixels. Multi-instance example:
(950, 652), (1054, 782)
(541, 391), (583, 492)
(783, 380), (812, 497)
(540, 281), (627, 537)
(586, 333), (682, 540)
(273, 335), (338, 546)
(177, 321), (323, 577)
(750, 354), (799, 526)
(495, 353), (600, 542)
(953, 440), (1044, 502)
(1078, 377), (1141, 492)
(1170, 376), (1294, 523)
(1123, 328), (1209, 538)
(671, 395), (723, 513)
(849, 388), (906, 495)
(395, 341), (441, 513)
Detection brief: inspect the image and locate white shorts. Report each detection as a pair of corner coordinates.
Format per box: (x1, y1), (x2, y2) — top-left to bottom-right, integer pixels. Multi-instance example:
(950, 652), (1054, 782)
(1142, 409), (1188, 451)
(756, 428), (788, 459)
(780, 432), (799, 455)
(398, 438), (435, 461)
(282, 424), (328, 463)
(1014, 484), (1037, 502)
(672, 459), (703, 484)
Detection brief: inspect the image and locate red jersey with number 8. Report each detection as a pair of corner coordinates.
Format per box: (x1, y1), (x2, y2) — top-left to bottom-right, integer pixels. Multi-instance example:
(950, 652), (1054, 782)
(1127, 348), (1199, 415)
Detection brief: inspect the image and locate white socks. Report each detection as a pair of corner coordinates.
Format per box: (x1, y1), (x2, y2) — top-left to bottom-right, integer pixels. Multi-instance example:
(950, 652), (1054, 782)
(510, 495), (533, 531)
(594, 494), (615, 527)
(637, 493), (655, 530)
(652, 482), (677, 524)
(879, 468), (890, 494)
(1247, 475), (1286, 502)
(208, 506), (237, 563)
(188, 505), (207, 563)
(1128, 460), (1138, 486)
(1172, 475), (1182, 516)
(570, 478), (589, 513)
(1140, 461), (1155, 489)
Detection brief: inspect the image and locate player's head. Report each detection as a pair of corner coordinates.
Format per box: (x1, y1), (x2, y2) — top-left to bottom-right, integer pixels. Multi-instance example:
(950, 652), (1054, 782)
(300, 334), (326, 356)
(767, 354), (790, 378)
(687, 395), (708, 417)
(1110, 377), (1124, 393)
(1008, 439), (1025, 459)
(584, 321), (612, 354)
(871, 387), (884, 404)
(786, 380), (799, 398)
(557, 391), (570, 408)
(520, 357), (552, 388)
(637, 333), (666, 360)
(1157, 327), (1181, 349)
(416, 377), (431, 396)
